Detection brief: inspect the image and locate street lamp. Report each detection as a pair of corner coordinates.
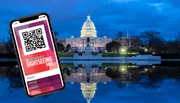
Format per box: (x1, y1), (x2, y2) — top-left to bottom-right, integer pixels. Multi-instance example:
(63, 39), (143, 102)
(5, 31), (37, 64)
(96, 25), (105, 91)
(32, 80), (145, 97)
(121, 68), (125, 72)
(145, 48), (148, 52)
(121, 49), (125, 52)
(119, 46), (127, 54)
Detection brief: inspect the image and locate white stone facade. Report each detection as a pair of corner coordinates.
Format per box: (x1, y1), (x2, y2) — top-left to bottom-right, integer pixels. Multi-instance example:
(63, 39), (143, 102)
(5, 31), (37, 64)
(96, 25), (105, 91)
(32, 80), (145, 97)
(65, 13), (112, 52)
(66, 36), (111, 52)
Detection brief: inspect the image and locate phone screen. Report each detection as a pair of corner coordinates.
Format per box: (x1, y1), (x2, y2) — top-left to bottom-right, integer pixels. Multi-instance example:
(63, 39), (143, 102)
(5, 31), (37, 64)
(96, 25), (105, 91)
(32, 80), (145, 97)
(11, 14), (64, 97)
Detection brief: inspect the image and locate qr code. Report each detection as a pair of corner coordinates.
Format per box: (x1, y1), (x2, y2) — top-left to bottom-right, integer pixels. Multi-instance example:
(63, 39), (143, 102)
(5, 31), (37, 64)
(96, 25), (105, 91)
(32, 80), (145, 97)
(22, 28), (46, 52)
(19, 25), (49, 55)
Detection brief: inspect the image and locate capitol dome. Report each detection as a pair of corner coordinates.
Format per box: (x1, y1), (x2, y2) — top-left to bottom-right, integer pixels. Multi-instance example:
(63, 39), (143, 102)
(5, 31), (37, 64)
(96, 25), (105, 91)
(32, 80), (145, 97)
(80, 13), (97, 37)
(81, 83), (97, 103)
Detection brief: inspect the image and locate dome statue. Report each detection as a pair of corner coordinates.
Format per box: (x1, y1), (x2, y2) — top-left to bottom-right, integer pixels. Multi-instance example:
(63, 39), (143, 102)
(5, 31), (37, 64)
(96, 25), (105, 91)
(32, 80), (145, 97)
(81, 13), (97, 37)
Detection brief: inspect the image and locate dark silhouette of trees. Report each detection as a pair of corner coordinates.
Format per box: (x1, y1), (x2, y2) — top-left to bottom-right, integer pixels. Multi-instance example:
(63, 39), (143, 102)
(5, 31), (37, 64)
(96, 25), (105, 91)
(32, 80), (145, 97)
(174, 34), (180, 53)
(63, 68), (71, 76)
(164, 41), (178, 53)
(106, 41), (121, 52)
(136, 30), (180, 54)
(105, 65), (180, 89)
(151, 38), (164, 53)
(5, 29), (15, 53)
(126, 34), (141, 53)
(140, 30), (161, 52)
(56, 42), (64, 52)
(52, 31), (65, 52)
(65, 44), (71, 52)
(5, 66), (23, 89)
(106, 68), (121, 79)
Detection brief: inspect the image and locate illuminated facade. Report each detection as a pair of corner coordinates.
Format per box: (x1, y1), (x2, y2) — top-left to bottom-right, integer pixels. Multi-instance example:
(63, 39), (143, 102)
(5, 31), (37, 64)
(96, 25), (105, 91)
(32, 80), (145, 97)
(65, 67), (111, 103)
(81, 13), (97, 38)
(65, 68), (112, 83)
(81, 83), (97, 103)
(65, 13), (112, 52)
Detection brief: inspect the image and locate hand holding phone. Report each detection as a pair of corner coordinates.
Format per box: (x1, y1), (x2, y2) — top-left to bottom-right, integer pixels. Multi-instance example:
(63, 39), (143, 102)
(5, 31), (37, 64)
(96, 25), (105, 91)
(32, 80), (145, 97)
(10, 13), (65, 97)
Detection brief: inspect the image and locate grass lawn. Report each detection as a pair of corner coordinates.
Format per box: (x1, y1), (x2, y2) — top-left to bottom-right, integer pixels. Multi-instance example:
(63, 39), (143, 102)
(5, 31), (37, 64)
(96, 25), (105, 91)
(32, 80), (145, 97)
(91, 52), (99, 55)
(91, 64), (99, 68)
(102, 63), (137, 68)
(102, 52), (119, 57)
(58, 52), (74, 57)
(102, 52), (137, 57)
(60, 63), (74, 69)
(102, 63), (120, 68)
(58, 52), (137, 57)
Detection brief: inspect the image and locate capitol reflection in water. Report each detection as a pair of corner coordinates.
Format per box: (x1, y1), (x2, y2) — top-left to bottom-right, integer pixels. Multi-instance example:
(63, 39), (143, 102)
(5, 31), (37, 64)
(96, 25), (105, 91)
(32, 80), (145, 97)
(3, 61), (180, 103)
(63, 63), (144, 103)
(64, 67), (111, 103)
(61, 61), (180, 103)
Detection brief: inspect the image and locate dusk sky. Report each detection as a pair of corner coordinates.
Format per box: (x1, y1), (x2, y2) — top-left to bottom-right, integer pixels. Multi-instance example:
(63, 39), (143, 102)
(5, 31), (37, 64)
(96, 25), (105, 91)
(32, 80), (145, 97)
(1, 0), (180, 40)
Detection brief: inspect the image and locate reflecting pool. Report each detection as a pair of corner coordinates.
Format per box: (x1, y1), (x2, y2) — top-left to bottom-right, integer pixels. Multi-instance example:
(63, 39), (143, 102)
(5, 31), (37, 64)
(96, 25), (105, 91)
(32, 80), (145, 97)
(0, 61), (180, 103)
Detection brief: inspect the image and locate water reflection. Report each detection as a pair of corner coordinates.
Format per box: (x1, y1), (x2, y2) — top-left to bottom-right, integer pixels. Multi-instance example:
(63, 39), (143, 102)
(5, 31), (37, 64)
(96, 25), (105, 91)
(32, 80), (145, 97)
(1, 61), (180, 103)
(64, 66), (111, 103)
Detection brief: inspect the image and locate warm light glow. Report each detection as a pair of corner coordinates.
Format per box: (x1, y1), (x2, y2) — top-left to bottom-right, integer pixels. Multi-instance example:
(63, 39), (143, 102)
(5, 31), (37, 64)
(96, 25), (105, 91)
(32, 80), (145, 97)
(119, 46), (127, 53)
(121, 68), (125, 71)
(145, 48), (148, 52)
(121, 49), (125, 52)
(144, 68), (148, 72)
(79, 73), (83, 76)
(119, 65), (128, 73)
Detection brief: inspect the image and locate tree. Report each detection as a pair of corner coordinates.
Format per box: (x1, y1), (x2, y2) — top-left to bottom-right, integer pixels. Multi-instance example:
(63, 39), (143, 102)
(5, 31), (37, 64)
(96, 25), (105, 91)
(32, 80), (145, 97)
(175, 33), (180, 53)
(106, 41), (121, 52)
(5, 29), (14, 53)
(140, 30), (161, 52)
(165, 40), (178, 53)
(53, 31), (60, 43)
(65, 44), (71, 52)
(106, 68), (121, 79)
(63, 68), (71, 76)
(161, 34), (180, 54)
(56, 42), (64, 52)
(125, 33), (141, 53)
(151, 38), (165, 53)
(6, 66), (23, 89)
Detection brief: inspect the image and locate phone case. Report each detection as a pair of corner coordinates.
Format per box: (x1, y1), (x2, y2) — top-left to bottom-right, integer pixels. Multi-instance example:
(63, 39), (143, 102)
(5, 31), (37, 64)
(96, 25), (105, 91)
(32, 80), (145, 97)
(10, 12), (65, 97)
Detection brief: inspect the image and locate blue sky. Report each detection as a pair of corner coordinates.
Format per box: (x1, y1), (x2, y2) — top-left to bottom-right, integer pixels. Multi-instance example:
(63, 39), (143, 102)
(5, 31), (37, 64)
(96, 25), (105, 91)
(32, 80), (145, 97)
(1, 0), (180, 40)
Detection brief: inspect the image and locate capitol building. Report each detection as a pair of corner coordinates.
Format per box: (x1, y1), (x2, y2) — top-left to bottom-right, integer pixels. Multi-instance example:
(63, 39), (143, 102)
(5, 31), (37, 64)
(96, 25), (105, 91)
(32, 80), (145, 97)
(65, 13), (112, 52)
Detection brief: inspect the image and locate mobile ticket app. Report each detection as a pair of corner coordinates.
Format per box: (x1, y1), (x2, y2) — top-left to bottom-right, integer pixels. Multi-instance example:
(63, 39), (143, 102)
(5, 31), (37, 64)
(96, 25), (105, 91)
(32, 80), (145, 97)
(11, 15), (64, 96)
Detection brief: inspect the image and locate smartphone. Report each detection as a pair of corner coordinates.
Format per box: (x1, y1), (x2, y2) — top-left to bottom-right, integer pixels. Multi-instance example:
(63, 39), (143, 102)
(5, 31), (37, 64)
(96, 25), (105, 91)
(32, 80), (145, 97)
(10, 13), (65, 97)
